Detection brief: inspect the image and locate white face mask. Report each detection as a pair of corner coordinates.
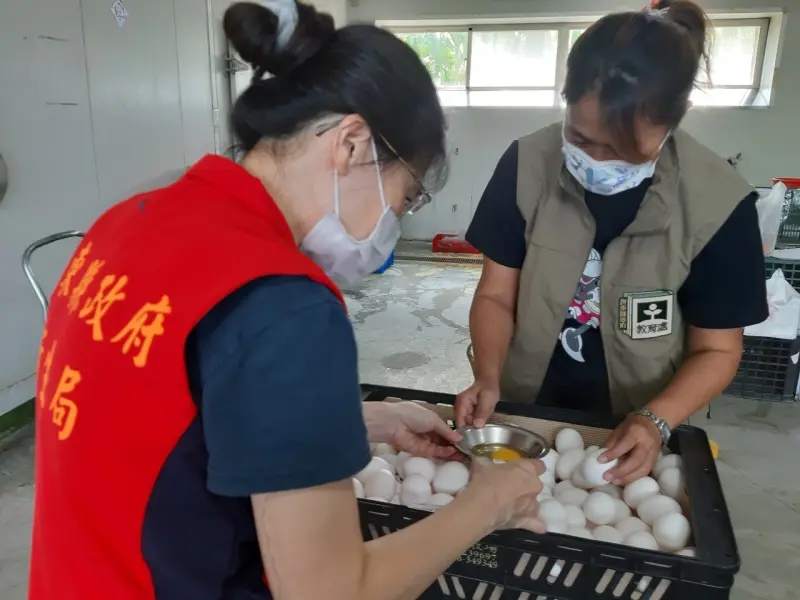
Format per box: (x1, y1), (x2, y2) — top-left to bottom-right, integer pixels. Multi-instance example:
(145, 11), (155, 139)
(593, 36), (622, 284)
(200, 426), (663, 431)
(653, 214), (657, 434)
(301, 138), (401, 286)
(562, 127), (665, 196)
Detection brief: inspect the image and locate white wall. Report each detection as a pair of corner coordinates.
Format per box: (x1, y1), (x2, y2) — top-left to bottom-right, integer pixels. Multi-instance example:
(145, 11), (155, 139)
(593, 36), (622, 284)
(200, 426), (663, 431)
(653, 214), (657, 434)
(0, 0), (216, 415)
(348, 0), (800, 239)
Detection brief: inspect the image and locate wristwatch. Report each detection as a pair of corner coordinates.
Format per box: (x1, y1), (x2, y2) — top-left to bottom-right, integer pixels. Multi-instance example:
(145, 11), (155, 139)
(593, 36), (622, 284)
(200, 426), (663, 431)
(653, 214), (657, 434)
(635, 408), (672, 446)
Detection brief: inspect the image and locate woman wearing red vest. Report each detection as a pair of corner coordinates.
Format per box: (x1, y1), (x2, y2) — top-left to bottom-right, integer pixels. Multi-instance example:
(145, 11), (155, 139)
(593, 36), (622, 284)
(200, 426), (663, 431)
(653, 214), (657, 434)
(29, 2), (546, 600)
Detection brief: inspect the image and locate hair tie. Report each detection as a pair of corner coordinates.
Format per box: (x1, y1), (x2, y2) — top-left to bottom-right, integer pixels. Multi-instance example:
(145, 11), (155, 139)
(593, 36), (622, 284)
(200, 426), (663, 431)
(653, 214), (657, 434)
(261, 0), (299, 50)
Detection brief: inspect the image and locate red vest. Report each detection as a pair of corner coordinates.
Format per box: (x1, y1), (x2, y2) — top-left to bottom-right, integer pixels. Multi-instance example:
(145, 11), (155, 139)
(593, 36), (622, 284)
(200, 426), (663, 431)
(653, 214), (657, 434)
(29, 156), (343, 600)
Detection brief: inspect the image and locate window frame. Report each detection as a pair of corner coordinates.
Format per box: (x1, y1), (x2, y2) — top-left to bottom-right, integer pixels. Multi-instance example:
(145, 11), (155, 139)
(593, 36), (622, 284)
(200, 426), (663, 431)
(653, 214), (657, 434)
(391, 16), (771, 108)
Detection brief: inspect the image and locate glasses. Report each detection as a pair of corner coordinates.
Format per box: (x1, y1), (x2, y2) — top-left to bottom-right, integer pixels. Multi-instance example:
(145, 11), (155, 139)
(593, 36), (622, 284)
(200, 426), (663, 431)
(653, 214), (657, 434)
(315, 120), (433, 216)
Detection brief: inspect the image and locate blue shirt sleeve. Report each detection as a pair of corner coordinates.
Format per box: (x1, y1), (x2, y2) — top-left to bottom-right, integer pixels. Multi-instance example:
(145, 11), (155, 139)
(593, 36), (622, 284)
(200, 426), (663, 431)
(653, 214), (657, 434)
(188, 276), (371, 498)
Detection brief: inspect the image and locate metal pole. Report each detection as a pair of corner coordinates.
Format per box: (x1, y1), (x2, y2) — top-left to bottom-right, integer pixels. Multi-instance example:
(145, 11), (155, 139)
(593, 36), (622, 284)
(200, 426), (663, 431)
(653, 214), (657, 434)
(22, 231), (85, 322)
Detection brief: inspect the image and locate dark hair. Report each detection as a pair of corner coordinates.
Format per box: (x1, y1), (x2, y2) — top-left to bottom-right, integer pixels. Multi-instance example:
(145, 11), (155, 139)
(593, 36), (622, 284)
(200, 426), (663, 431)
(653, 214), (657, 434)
(223, 2), (447, 187)
(563, 0), (710, 160)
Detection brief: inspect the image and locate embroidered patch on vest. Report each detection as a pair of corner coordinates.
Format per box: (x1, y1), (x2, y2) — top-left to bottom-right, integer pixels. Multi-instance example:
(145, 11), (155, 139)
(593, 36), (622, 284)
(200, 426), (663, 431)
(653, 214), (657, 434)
(618, 290), (674, 340)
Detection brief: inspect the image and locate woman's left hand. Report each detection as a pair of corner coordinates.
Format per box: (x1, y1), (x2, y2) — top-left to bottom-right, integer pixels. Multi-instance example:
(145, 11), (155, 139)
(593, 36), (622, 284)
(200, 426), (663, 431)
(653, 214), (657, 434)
(599, 414), (662, 486)
(368, 401), (463, 460)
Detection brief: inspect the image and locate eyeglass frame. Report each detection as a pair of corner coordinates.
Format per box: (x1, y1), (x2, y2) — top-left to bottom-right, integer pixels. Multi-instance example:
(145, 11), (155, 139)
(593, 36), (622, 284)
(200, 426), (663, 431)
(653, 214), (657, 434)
(314, 119), (432, 216)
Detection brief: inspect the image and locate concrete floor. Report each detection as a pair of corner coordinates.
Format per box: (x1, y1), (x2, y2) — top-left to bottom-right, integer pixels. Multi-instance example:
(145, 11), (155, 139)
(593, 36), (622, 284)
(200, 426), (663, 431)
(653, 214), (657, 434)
(2, 259), (800, 599)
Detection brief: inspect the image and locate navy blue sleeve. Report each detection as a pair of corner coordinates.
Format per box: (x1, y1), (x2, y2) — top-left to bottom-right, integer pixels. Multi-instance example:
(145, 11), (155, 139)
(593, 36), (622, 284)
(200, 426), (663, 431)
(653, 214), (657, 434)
(678, 193), (769, 329)
(465, 141), (527, 269)
(190, 276), (370, 497)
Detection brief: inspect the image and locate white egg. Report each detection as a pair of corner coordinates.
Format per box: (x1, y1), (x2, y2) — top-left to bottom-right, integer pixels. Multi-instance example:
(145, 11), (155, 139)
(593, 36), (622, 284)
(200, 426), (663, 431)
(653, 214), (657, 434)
(357, 456), (393, 483)
(593, 525), (624, 545)
(556, 449), (585, 482)
(401, 474), (433, 505)
(403, 457), (436, 482)
(616, 517), (650, 538)
(365, 496), (387, 502)
(676, 547), (696, 558)
(433, 461), (470, 495)
(395, 451), (413, 478)
(390, 494), (401, 505)
(658, 467), (686, 500)
(585, 445), (601, 456)
(637, 495), (682, 526)
(539, 499), (568, 525)
(373, 443), (397, 457)
(594, 484), (622, 500)
(546, 519), (568, 534)
(583, 492), (617, 526)
(581, 449), (618, 487)
(364, 469), (398, 501)
(353, 478), (365, 499)
(539, 470), (556, 488)
(572, 468), (594, 490)
(555, 428), (585, 454)
(611, 499), (632, 525)
(377, 454), (397, 472)
(428, 493), (455, 507)
(554, 480), (576, 494)
(541, 449), (560, 472)
(653, 454), (683, 479)
(623, 477), (660, 509)
(565, 505), (587, 529)
(653, 513), (692, 551)
(556, 488), (589, 508)
(567, 527), (594, 540)
(625, 531), (659, 550)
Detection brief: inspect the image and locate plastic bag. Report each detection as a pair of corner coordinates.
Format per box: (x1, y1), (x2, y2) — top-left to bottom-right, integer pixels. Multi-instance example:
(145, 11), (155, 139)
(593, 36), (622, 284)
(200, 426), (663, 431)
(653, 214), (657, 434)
(756, 181), (786, 256)
(744, 269), (800, 339)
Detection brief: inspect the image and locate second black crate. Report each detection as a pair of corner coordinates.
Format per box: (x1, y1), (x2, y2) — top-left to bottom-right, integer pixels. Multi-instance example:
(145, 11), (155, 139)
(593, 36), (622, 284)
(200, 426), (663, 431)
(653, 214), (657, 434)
(725, 336), (800, 401)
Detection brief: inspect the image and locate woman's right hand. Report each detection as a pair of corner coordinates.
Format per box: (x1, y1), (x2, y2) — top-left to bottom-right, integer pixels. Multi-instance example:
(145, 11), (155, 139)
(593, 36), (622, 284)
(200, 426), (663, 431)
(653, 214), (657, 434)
(455, 380), (501, 428)
(461, 457), (547, 532)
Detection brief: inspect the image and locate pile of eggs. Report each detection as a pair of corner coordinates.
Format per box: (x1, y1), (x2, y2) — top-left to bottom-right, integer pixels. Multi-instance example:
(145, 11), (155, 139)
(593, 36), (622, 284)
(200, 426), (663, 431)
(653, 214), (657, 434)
(537, 427), (695, 557)
(355, 428), (695, 558)
(354, 443), (470, 510)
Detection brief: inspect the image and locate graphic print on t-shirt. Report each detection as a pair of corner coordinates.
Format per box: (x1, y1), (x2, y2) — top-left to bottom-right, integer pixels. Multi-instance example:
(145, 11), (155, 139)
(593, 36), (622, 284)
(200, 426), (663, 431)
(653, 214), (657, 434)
(559, 249), (602, 363)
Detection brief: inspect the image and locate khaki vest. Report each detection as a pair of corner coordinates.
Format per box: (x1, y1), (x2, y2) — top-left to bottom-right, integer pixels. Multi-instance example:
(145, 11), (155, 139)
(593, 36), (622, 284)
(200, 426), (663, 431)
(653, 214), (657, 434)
(500, 123), (753, 414)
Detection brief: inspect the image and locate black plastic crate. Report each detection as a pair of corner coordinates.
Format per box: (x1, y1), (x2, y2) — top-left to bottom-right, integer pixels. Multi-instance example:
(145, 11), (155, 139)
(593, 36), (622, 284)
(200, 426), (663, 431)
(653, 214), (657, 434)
(764, 257), (800, 291)
(725, 336), (800, 401)
(360, 385), (740, 600)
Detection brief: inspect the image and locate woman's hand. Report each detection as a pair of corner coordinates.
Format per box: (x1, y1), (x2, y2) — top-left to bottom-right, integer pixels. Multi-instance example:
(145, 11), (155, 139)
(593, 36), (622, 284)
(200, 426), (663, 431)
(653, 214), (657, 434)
(599, 414), (662, 485)
(460, 457), (547, 532)
(364, 401), (463, 460)
(455, 380), (501, 428)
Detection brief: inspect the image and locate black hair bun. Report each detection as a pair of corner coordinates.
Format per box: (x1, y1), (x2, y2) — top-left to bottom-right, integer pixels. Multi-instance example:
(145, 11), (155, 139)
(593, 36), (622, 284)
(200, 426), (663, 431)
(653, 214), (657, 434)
(223, 2), (335, 78)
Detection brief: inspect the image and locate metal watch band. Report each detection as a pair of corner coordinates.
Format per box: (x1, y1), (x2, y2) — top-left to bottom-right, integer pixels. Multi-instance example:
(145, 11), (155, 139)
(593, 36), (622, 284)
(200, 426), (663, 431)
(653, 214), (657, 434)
(635, 408), (672, 446)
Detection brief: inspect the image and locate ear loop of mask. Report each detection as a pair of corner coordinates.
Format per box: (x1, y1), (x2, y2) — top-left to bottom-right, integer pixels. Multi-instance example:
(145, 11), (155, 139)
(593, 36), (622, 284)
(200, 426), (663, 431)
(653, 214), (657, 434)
(333, 137), (388, 220)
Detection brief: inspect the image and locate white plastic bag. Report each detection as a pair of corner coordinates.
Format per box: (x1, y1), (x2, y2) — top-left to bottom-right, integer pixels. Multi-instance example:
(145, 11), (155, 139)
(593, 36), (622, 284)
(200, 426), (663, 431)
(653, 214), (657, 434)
(744, 269), (800, 339)
(756, 181), (786, 256)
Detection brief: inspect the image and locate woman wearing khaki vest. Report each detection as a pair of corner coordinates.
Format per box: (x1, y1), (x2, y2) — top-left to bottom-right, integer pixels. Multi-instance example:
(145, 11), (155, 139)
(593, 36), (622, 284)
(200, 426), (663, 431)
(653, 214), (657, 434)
(456, 0), (768, 485)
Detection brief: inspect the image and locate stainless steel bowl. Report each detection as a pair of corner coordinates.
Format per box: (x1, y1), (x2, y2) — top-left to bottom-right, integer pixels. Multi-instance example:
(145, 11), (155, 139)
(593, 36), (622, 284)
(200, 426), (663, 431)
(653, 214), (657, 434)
(456, 423), (550, 460)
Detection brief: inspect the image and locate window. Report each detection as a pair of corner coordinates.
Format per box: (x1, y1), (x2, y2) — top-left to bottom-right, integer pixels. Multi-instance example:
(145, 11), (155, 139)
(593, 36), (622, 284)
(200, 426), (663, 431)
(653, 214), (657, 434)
(393, 17), (771, 108)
